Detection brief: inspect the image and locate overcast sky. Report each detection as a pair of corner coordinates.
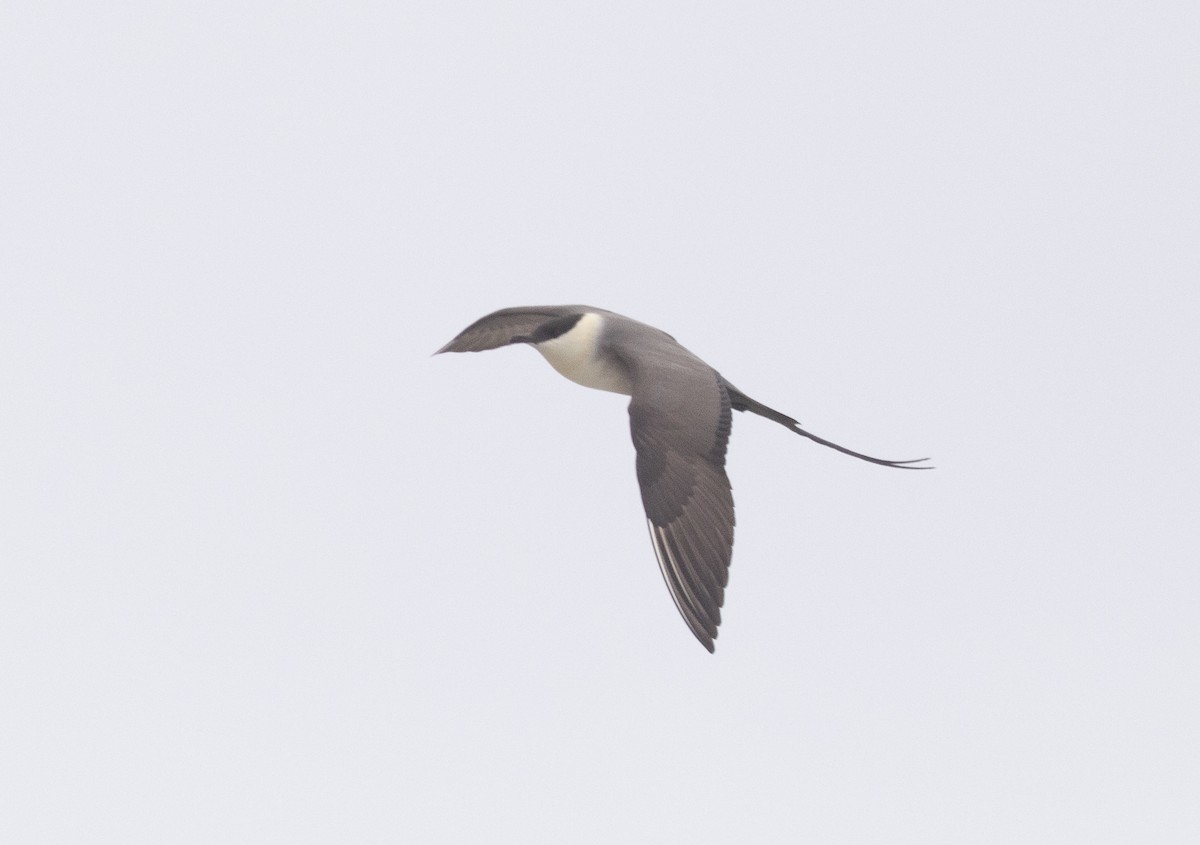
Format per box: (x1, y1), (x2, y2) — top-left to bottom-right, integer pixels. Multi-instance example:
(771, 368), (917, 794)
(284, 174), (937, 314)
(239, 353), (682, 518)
(3, 2), (1198, 842)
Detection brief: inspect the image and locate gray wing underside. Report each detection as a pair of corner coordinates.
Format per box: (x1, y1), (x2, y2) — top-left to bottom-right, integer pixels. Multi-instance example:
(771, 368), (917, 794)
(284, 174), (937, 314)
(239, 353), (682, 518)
(627, 359), (735, 653)
(435, 305), (598, 353)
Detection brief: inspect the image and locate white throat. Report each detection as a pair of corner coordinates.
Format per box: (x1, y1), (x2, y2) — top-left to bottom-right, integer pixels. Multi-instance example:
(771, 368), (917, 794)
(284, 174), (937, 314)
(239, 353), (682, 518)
(534, 312), (632, 395)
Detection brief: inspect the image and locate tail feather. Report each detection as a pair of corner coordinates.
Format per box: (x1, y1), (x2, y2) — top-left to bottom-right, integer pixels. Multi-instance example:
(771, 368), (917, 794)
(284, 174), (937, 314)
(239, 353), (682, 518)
(723, 382), (932, 470)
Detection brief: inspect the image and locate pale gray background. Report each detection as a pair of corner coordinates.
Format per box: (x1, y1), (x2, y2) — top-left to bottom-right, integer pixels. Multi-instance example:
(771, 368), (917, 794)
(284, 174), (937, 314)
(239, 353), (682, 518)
(3, 2), (1197, 843)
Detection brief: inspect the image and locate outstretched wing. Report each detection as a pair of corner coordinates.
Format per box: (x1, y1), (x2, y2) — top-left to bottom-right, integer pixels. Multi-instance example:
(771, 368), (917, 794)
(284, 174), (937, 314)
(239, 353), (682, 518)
(628, 358), (735, 652)
(435, 305), (594, 353)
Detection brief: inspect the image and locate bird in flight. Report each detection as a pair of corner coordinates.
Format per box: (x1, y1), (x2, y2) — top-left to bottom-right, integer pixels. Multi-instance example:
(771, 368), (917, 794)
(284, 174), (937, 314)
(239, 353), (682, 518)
(436, 305), (929, 652)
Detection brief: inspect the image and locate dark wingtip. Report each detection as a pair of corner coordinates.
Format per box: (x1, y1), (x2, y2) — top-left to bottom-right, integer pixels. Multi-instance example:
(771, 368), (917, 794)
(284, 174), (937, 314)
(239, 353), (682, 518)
(434, 337), (471, 355)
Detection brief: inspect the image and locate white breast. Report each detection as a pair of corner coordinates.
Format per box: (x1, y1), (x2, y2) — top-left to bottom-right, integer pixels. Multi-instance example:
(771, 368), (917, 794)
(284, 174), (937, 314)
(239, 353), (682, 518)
(534, 312), (633, 395)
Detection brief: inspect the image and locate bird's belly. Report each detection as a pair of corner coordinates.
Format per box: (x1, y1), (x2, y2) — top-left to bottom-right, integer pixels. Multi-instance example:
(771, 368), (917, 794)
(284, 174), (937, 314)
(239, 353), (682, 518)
(539, 347), (632, 395)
